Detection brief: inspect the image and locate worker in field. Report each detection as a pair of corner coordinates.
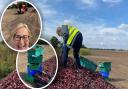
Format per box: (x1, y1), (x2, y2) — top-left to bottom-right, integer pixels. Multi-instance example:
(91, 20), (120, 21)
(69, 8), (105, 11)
(56, 25), (83, 69)
(21, 4), (27, 14)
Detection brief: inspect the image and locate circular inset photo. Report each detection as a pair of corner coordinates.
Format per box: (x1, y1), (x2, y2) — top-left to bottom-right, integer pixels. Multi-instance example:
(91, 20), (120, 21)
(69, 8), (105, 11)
(16, 39), (58, 88)
(0, 0), (42, 52)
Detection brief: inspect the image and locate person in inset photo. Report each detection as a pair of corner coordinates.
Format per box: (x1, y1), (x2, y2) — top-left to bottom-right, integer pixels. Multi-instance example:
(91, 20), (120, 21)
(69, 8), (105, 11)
(1, 1), (41, 51)
(11, 23), (31, 50)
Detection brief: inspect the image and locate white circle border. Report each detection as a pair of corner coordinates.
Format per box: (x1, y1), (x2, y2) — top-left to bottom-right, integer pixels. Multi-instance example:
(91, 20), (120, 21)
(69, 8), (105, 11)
(0, 0), (42, 52)
(16, 38), (59, 89)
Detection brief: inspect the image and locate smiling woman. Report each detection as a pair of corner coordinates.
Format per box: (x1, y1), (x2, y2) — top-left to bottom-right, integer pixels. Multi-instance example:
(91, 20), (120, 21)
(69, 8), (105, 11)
(11, 23), (31, 50)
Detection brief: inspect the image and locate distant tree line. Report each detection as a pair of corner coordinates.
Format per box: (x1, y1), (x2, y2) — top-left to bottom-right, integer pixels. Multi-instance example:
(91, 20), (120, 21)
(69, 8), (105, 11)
(81, 44), (87, 48)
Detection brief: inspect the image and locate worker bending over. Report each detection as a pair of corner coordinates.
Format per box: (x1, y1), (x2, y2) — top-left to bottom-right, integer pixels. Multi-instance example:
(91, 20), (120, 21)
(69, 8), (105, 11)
(56, 25), (83, 69)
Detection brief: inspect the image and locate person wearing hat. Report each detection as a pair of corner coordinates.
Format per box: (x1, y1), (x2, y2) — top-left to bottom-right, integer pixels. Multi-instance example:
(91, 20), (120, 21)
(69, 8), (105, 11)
(56, 25), (83, 69)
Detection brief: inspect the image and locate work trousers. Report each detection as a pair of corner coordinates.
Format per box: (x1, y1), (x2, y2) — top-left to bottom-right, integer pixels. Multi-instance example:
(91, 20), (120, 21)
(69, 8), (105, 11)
(62, 32), (83, 68)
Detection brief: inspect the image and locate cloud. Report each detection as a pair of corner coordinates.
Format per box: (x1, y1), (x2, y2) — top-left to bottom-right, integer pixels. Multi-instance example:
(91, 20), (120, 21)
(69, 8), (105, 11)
(102, 0), (123, 3)
(32, 0), (128, 50)
(76, 0), (98, 9)
(43, 13), (128, 50)
(76, 0), (124, 9)
(74, 21), (128, 50)
(102, 0), (123, 6)
(41, 11), (128, 50)
(0, 0), (11, 14)
(118, 24), (128, 30)
(99, 24), (128, 36)
(41, 5), (57, 16)
(63, 19), (78, 27)
(81, 0), (95, 6)
(32, 0), (57, 16)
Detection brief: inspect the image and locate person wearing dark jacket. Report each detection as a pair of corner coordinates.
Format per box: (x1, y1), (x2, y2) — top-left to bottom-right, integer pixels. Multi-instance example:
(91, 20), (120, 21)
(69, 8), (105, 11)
(56, 25), (83, 69)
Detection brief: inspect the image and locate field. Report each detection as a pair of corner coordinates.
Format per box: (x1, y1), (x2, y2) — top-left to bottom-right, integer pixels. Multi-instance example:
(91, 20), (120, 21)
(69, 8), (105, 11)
(69, 48), (128, 88)
(0, 42), (128, 89)
(84, 49), (128, 89)
(57, 47), (128, 88)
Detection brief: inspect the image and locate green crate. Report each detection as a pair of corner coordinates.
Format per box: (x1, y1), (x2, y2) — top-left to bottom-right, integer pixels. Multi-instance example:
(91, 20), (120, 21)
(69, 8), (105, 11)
(99, 67), (111, 72)
(80, 56), (97, 72)
(23, 73), (34, 83)
(98, 62), (111, 72)
(28, 64), (41, 70)
(28, 55), (43, 64)
(28, 45), (44, 57)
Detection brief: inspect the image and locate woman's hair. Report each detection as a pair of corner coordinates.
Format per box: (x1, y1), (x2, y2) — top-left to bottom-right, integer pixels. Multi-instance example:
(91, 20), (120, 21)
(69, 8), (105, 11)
(10, 23), (31, 47)
(11, 23), (31, 38)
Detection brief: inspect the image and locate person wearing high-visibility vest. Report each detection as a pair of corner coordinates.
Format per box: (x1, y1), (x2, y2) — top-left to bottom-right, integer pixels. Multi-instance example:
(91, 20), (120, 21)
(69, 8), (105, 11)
(56, 25), (83, 69)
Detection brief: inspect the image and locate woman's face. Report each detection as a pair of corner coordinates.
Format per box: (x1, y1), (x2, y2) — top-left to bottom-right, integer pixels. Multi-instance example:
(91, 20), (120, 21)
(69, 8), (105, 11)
(13, 27), (30, 50)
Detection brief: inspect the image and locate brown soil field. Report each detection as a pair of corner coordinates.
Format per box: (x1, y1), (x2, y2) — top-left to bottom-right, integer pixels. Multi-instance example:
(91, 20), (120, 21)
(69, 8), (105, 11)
(1, 8), (41, 46)
(84, 49), (128, 89)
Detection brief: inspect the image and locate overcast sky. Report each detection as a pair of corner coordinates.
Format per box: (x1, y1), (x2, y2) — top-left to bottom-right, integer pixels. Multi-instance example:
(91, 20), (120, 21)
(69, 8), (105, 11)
(0, 0), (128, 50)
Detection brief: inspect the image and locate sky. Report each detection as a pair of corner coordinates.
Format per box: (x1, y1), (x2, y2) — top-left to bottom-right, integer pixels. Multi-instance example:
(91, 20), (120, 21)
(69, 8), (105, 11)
(0, 0), (128, 50)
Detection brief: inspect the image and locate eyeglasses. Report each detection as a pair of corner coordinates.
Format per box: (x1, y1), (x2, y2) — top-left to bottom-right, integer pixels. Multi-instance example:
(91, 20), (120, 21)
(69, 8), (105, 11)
(14, 35), (30, 41)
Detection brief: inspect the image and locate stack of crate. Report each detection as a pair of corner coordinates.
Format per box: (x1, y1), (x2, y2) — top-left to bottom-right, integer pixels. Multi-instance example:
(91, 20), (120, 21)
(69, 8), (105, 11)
(25, 45), (44, 82)
(98, 62), (111, 80)
(80, 56), (97, 72)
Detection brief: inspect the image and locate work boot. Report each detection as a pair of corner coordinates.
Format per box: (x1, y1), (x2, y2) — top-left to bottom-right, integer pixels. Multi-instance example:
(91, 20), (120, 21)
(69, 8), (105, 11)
(78, 66), (84, 69)
(76, 63), (84, 69)
(75, 62), (83, 69)
(63, 63), (67, 68)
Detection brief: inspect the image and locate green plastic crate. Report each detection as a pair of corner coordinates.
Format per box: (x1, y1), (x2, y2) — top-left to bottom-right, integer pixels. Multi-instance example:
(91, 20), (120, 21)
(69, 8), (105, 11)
(80, 56), (97, 72)
(28, 45), (44, 57)
(28, 55), (43, 64)
(28, 64), (41, 70)
(99, 67), (110, 72)
(98, 62), (111, 72)
(24, 73), (34, 83)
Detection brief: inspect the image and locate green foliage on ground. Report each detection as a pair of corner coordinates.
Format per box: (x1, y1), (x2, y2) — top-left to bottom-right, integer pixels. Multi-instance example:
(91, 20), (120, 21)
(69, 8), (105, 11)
(0, 42), (17, 79)
(50, 36), (60, 47)
(68, 48), (91, 56)
(80, 48), (91, 55)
